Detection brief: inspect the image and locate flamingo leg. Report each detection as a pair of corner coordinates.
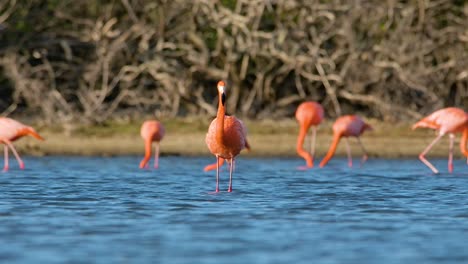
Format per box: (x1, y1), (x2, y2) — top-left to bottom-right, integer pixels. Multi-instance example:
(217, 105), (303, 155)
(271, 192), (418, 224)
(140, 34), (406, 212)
(215, 155), (220, 193)
(228, 157), (234, 192)
(345, 138), (352, 168)
(3, 145), (8, 172)
(356, 137), (368, 167)
(228, 159), (235, 172)
(418, 133), (444, 174)
(448, 134), (454, 173)
(154, 142), (160, 169)
(3, 140), (24, 169)
(310, 126), (317, 160)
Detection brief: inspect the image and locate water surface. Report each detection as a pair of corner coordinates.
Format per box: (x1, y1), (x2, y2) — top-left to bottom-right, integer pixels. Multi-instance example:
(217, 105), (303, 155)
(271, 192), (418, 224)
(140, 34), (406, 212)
(1, 156), (468, 264)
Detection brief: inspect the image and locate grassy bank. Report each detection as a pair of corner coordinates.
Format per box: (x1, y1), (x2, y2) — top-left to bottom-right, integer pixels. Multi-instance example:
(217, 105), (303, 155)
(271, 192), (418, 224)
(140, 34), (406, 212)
(14, 118), (462, 159)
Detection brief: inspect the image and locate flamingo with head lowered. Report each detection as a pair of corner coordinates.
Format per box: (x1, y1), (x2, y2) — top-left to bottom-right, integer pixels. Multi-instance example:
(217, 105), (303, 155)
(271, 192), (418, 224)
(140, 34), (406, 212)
(0, 117), (44, 172)
(412, 107), (468, 174)
(139, 120), (165, 169)
(295, 101), (324, 169)
(319, 115), (372, 168)
(205, 81), (249, 192)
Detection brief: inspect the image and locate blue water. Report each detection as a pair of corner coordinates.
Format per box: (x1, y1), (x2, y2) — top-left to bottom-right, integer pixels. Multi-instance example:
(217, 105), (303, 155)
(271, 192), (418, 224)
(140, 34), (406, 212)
(1, 156), (468, 264)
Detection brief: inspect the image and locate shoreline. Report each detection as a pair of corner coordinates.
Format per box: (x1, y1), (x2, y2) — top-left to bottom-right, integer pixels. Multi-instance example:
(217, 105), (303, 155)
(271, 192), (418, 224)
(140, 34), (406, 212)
(12, 119), (464, 159)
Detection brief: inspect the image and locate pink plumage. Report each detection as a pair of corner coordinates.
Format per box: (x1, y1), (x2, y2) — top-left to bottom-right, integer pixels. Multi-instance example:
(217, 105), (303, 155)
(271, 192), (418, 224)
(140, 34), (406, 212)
(319, 115), (372, 168)
(295, 101), (324, 168)
(0, 117), (44, 171)
(413, 107), (468, 173)
(139, 120), (165, 169)
(205, 81), (249, 192)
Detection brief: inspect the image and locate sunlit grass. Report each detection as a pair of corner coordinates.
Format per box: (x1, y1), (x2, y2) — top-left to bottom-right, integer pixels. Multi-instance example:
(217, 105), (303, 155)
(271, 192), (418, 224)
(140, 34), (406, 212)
(14, 118), (460, 159)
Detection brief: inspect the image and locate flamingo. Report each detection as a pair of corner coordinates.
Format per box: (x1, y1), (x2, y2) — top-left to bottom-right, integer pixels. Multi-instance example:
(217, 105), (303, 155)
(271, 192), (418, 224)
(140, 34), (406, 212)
(412, 107), (468, 174)
(205, 81), (248, 192)
(0, 117), (44, 171)
(203, 137), (250, 172)
(203, 158), (226, 172)
(319, 115), (372, 168)
(139, 120), (165, 169)
(295, 101), (324, 168)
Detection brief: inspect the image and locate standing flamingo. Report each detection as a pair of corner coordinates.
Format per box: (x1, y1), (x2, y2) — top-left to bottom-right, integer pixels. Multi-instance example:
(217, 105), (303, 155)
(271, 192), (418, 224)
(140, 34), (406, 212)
(203, 139), (250, 172)
(319, 115), (372, 168)
(139, 120), (165, 169)
(205, 81), (248, 192)
(412, 107), (468, 174)
(203, 134), (250, 172)
(0, 117), (44, 172)
(295, 101), (324, 168)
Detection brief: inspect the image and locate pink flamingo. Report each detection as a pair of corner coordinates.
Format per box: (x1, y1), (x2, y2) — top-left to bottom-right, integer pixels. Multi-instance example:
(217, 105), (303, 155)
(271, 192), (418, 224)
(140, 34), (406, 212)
(139, 120), (165, 169)
(203, 144), (250, 172)
(205, 81), (248, 192)
(0, 117), (44, 171)
(412, 107), (468, 173)
(203, 158), (226, 172)
(319, 115), (372, 168)
(203, 138), (250, 172)
(295, 101), (324, 168)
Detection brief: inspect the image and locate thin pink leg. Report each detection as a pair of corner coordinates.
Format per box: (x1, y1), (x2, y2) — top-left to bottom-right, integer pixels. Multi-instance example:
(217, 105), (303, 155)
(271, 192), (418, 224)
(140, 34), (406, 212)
(228, 158), (234, 192)
(310, 126), (317, 161)
(448, 133), (454, 173)
(357, 137), (368, 168)
(226, 159), (235, 172)
(3, 145), (8, 172)
(154, 142), (160, 169)
(4, 140), (24, 169)
(419, 134), (443, 174)
(345, 138), (352, 168)
(215, 155), (220, 193)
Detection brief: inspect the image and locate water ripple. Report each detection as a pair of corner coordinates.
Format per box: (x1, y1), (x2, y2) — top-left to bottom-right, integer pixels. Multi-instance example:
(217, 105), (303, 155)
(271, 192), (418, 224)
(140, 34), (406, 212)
(0, 156), (468, 263)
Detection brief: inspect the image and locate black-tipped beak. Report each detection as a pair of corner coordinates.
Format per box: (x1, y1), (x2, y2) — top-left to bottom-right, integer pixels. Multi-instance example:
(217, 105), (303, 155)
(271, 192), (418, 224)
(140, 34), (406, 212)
(221, 92), (226, 106)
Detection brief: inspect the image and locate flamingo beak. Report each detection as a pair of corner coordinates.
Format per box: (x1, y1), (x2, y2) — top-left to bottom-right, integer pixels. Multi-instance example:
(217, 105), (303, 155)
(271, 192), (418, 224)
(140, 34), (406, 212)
(221, 92), (226, 106)
(217, 83), (226, 105)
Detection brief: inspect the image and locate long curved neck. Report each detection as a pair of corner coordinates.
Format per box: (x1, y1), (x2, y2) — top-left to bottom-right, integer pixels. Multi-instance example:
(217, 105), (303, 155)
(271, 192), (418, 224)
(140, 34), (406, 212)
(139, 139), (152, 168)
(296, 124), (312, 167)
(216, 92), (225, 144)
(25, 127), (44, 140)
(319, 132), (342, 168)
(460, 127), (468, 158)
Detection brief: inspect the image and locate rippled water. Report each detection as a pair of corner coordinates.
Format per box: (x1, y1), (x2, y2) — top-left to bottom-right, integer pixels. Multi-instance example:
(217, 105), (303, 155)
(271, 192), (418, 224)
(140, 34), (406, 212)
(1, 156), (468, 263)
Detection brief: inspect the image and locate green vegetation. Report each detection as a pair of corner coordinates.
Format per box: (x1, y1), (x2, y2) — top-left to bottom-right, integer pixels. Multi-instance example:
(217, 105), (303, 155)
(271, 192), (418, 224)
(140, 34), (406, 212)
(0, 0), (465, 125)
(13, 118), (456, 159)
(0, 1), (466, 158)
(220, 0), (237, 11)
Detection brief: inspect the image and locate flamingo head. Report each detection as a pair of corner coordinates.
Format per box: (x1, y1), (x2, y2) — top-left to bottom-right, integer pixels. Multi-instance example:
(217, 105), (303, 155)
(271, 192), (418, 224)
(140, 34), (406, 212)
(217, 81), (226, 105)
(363, 123), (373, 132)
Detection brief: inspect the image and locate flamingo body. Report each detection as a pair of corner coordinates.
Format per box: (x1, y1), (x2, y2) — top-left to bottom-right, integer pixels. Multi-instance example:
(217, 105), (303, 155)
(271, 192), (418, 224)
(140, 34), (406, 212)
(296, 102), (324, 128)
(205, 81), (247, 192)
(139, 120), (165, 169)
(412, 107), (468, 173)
(413, 107), (467, 134)
(206, 117), (246, 159)
(0, 117), (44, 171)
(295, 101), (324, 168)
(204, 122), (250, 172)
(332, 115), (369, 137)
(319, 115), (372, 168)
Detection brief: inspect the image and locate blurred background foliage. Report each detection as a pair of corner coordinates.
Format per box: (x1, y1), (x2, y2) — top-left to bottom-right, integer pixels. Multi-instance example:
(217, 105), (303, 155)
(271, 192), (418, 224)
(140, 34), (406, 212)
(0, 0), (467, 126)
